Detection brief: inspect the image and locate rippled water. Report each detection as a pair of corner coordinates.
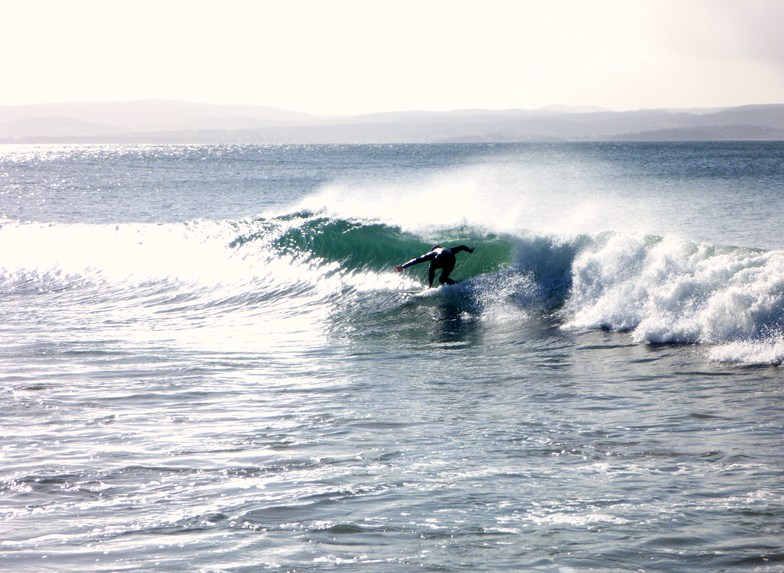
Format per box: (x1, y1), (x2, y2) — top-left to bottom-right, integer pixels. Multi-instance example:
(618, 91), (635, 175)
(1, 143), (783, 572)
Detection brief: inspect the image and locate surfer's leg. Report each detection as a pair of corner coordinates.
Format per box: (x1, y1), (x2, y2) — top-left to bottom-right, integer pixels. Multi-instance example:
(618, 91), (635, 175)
(428, 264), (436, 288)
(438, 259), (456, 285)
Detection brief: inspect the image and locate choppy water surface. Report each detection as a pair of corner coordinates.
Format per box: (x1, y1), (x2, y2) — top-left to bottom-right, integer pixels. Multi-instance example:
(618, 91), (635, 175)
(1, 143), (783, 571)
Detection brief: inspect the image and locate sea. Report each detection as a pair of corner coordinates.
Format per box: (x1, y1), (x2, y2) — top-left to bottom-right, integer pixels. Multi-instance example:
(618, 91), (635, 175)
(1, 142), (783, 572)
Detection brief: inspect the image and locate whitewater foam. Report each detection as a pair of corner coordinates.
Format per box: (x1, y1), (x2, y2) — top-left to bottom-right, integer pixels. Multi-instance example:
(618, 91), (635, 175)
(563, 232), (784, 362)
(0, 220), (249, 286)
(708, 338), (784, 365)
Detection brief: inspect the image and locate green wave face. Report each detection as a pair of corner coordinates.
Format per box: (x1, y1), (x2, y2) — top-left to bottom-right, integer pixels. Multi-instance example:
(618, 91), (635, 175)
(228, 212), (585, 313)
(268, 215), (516, 278)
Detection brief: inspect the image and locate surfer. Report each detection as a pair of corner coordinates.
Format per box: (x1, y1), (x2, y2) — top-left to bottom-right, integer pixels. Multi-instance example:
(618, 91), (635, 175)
(395, 244), (474, 288)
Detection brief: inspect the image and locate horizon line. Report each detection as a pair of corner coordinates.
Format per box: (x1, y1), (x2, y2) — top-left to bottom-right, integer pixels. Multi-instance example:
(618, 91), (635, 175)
(3, 98), (784, 118)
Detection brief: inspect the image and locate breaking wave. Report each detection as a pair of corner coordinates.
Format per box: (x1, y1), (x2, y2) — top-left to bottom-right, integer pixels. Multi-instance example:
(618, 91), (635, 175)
(2, 207), (782, 365)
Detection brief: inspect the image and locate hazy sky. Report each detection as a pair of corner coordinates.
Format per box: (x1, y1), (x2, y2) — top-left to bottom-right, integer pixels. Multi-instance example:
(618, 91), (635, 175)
(3, 0), (783, 115)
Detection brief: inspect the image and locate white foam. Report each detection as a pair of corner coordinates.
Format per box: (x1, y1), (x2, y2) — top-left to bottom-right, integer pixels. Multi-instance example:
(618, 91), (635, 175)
(0, 220), (245, 285)
(563, 233), (784, 353)
(708, 338), (784, 365)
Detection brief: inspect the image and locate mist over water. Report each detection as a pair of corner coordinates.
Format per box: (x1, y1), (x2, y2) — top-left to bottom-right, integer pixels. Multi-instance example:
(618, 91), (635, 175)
(295, 142), (784, 250)
(1, 143), (783, 572)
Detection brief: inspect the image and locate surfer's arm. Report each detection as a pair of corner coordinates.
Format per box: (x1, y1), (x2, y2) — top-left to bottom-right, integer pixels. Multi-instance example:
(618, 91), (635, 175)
(395, 251), (436, 271)
(451, 245), (474, 254)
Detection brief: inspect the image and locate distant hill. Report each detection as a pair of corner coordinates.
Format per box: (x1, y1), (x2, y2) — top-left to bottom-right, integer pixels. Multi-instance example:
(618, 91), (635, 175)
(0, 100), (317, 139)
(0, 116), (124, 139)
(1, 100), (783, 143)
(609, 125), (784, 142)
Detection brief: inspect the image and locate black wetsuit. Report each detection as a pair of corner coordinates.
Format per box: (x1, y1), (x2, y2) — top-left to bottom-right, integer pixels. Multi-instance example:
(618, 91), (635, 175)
(400, 245), (473, 287)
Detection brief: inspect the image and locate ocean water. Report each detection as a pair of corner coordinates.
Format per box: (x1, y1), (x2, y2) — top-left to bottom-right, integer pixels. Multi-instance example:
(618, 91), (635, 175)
(1, 142), (783, 572)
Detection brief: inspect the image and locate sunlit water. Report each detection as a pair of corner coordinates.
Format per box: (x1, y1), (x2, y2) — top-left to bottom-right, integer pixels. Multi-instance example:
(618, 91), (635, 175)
(1, 143), (783, 572)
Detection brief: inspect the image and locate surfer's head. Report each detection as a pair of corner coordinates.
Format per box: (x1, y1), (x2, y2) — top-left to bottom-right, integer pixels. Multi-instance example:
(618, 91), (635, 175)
(432, 244), (442, 250)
